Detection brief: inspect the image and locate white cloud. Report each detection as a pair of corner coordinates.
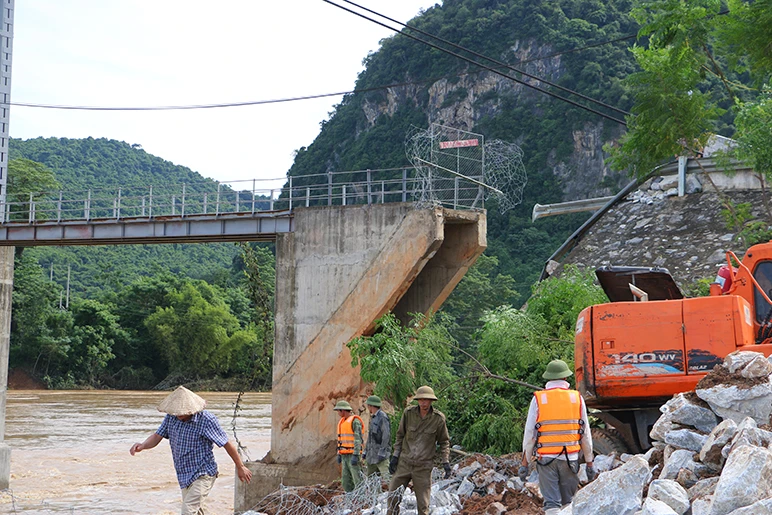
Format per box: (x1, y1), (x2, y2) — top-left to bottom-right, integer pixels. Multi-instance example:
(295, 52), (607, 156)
(10, 0), (439, 188)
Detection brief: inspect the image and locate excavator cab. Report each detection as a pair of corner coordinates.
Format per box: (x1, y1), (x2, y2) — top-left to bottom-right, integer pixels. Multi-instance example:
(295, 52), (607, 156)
(717, 242), (772, 345)
(751, 261), (772, 337)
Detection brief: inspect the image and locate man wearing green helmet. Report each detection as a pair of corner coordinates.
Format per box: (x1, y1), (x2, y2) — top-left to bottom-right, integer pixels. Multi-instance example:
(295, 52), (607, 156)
(334, 400), (364, 492)
(520, 360), (594, 515)
(387, 385), (450, 515)
(364, 395), (391, 482)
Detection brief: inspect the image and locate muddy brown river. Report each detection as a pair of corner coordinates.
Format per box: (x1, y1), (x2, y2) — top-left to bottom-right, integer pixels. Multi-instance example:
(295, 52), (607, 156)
(0, 390), (271, 514)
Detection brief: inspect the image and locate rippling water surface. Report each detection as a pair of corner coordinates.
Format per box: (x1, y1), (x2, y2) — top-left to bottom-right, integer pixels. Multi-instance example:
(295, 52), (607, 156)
(1, 390), (271, 514)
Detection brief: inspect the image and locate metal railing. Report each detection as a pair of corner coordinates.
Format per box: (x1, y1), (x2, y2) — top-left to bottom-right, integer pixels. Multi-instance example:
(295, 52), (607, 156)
(1, 167), (485, 225)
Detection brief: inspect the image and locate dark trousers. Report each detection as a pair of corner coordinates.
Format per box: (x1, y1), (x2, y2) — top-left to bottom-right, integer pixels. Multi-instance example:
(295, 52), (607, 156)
(536, 458), (580, 510)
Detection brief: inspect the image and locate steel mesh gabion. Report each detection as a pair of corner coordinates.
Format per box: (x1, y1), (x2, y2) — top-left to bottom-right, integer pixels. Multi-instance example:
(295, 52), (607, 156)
(405, 124), (527, 213)
(246, 473), (389, 515)
(482, 139), (528, 213)
(406, 124), (485, 209)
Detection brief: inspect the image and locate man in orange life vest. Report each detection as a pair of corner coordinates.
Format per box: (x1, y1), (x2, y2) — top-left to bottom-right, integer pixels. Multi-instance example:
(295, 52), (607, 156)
(520, 360), (594, 515)
(334, 400), (364, 492)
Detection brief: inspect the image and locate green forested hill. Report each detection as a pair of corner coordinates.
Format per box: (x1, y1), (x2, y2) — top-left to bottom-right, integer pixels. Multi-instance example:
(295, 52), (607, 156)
(287, 0), (640, 293)
(11, 136), (209, 189)
(9, 137), (240, 295)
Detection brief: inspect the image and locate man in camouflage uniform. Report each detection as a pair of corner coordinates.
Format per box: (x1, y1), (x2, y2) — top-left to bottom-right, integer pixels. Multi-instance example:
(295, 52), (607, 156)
(364, 395), (391, 482)
(387, 386), (451, 515)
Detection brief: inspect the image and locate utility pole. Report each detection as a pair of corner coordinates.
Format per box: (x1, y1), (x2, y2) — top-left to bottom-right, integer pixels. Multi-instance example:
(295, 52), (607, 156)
(65, 265), (70, 309)
(0, 0), (16, 491)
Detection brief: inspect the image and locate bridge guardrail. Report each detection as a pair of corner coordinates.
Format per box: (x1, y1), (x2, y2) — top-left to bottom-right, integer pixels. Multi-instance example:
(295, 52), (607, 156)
(1, 167), (485, 224)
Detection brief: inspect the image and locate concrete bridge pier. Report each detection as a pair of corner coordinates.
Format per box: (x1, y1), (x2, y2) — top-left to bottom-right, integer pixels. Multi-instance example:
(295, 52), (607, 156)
(235, 204), (486, 511)
(0, 247), (14, 489)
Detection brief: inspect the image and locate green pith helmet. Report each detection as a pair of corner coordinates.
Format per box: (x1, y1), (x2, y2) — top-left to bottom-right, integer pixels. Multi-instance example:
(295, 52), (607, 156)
(365, 395), (382, 407)
(333, 400), (353, 411)
(542, 359), (573, 380)
(414, 385), (438, 401)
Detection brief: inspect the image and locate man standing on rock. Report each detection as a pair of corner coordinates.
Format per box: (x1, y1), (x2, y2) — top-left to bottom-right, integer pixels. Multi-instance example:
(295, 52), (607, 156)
(387, 385), (451, 515)
(334, 400), (364, 492)
(364, 395), (391, 481)
(520, 360), (594, 515)
(130, 386), (252, 515)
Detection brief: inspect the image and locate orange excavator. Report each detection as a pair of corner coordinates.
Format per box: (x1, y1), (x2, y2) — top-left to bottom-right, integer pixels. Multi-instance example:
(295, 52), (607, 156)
(574, 240), (772, 454)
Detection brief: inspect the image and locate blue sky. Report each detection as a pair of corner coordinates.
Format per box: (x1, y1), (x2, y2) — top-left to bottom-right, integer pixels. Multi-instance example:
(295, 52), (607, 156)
(11, 1), (439, 188)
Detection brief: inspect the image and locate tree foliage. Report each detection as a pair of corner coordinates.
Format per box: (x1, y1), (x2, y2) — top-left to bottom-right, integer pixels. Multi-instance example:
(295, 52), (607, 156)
(609, 0), (771, 176)
(350, 267), (606, 455)
(347, 312), (455, 410)
(440, 254), (519, 348)
(145, 281), (258, 377)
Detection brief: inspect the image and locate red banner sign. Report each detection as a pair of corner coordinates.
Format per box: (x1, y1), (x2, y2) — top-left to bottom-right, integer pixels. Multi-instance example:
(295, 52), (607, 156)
(439, 138), (479, 149)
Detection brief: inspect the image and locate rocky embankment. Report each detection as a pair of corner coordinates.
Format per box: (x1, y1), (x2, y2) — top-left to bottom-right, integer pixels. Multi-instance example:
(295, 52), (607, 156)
(563, 349), (772, 515)
(245, 350), (772, 514)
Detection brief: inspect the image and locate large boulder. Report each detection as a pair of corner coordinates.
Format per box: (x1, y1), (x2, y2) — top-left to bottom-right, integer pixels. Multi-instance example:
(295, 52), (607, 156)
(723, 498), (772, 514)
(664, 429), (709, 452)
(723, 351), (772, 378)
(650, 394), (717, 441)
(641, 497), (678, 515)
(695, 352), (772, 425)
(647, 479), (689, 514)
(571, 456), (650, 515)
(699, 419), (737, 471)
(721, 417), (772, 459)
(709, 444), (772, 515)
(659, 449), (697, 480)
(696, 379), (772, 425)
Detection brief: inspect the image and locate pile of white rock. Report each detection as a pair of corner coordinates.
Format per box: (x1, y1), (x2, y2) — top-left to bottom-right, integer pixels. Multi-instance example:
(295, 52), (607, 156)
(561, 350), (772, 515)
(628, 174), (703, 205)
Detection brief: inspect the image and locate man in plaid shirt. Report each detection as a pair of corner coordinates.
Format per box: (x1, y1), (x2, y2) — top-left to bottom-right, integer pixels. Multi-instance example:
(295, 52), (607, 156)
(130, 386), (252, 514)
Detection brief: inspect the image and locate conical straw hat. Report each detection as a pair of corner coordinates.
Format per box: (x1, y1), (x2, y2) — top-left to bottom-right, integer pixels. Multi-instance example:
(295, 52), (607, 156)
(158, 386), (206, 416)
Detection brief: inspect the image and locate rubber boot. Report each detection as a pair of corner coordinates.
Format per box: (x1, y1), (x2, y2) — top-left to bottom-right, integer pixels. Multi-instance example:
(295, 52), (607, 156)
(544, 508), (561, 515)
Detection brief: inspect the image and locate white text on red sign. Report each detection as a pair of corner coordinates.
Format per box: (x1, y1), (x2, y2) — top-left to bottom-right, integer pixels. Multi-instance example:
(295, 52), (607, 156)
(439, 139), (480, 149)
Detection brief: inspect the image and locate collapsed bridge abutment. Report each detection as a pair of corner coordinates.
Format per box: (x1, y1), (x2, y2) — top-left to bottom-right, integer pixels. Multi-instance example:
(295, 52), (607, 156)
(236, 204), (486, 510)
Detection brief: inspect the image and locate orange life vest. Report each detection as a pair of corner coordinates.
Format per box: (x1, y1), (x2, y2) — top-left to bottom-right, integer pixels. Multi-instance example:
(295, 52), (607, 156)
(534, 388), (584, 456)
(337, 415), (363, 455)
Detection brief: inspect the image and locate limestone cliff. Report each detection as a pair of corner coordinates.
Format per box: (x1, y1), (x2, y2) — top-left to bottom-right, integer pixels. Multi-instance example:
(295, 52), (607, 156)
(359, 38), (629, 201)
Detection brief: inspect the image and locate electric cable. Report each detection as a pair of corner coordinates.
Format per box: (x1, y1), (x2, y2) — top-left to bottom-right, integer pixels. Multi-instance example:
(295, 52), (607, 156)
(7, 32), (640, 113)
(340, 0), (630, 116)
(321, 0), (627, 126)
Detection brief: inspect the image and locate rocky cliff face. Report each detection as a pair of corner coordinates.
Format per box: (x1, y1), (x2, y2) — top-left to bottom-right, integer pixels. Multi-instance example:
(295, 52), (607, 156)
(361, 39), (628, 202)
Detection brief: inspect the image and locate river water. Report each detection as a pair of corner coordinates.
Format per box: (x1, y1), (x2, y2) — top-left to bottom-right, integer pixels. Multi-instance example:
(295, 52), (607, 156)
(0, 390), (271, 515)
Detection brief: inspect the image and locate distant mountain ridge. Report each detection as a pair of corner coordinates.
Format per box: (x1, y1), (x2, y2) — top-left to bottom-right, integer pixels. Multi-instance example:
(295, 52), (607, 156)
(10, 136), (214, 190)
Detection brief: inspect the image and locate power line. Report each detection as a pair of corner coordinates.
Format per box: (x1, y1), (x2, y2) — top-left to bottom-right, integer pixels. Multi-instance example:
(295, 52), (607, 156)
(340, 0), (630, 117)
(321, 0), (627, 126)
(6, 29), (638, 113)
